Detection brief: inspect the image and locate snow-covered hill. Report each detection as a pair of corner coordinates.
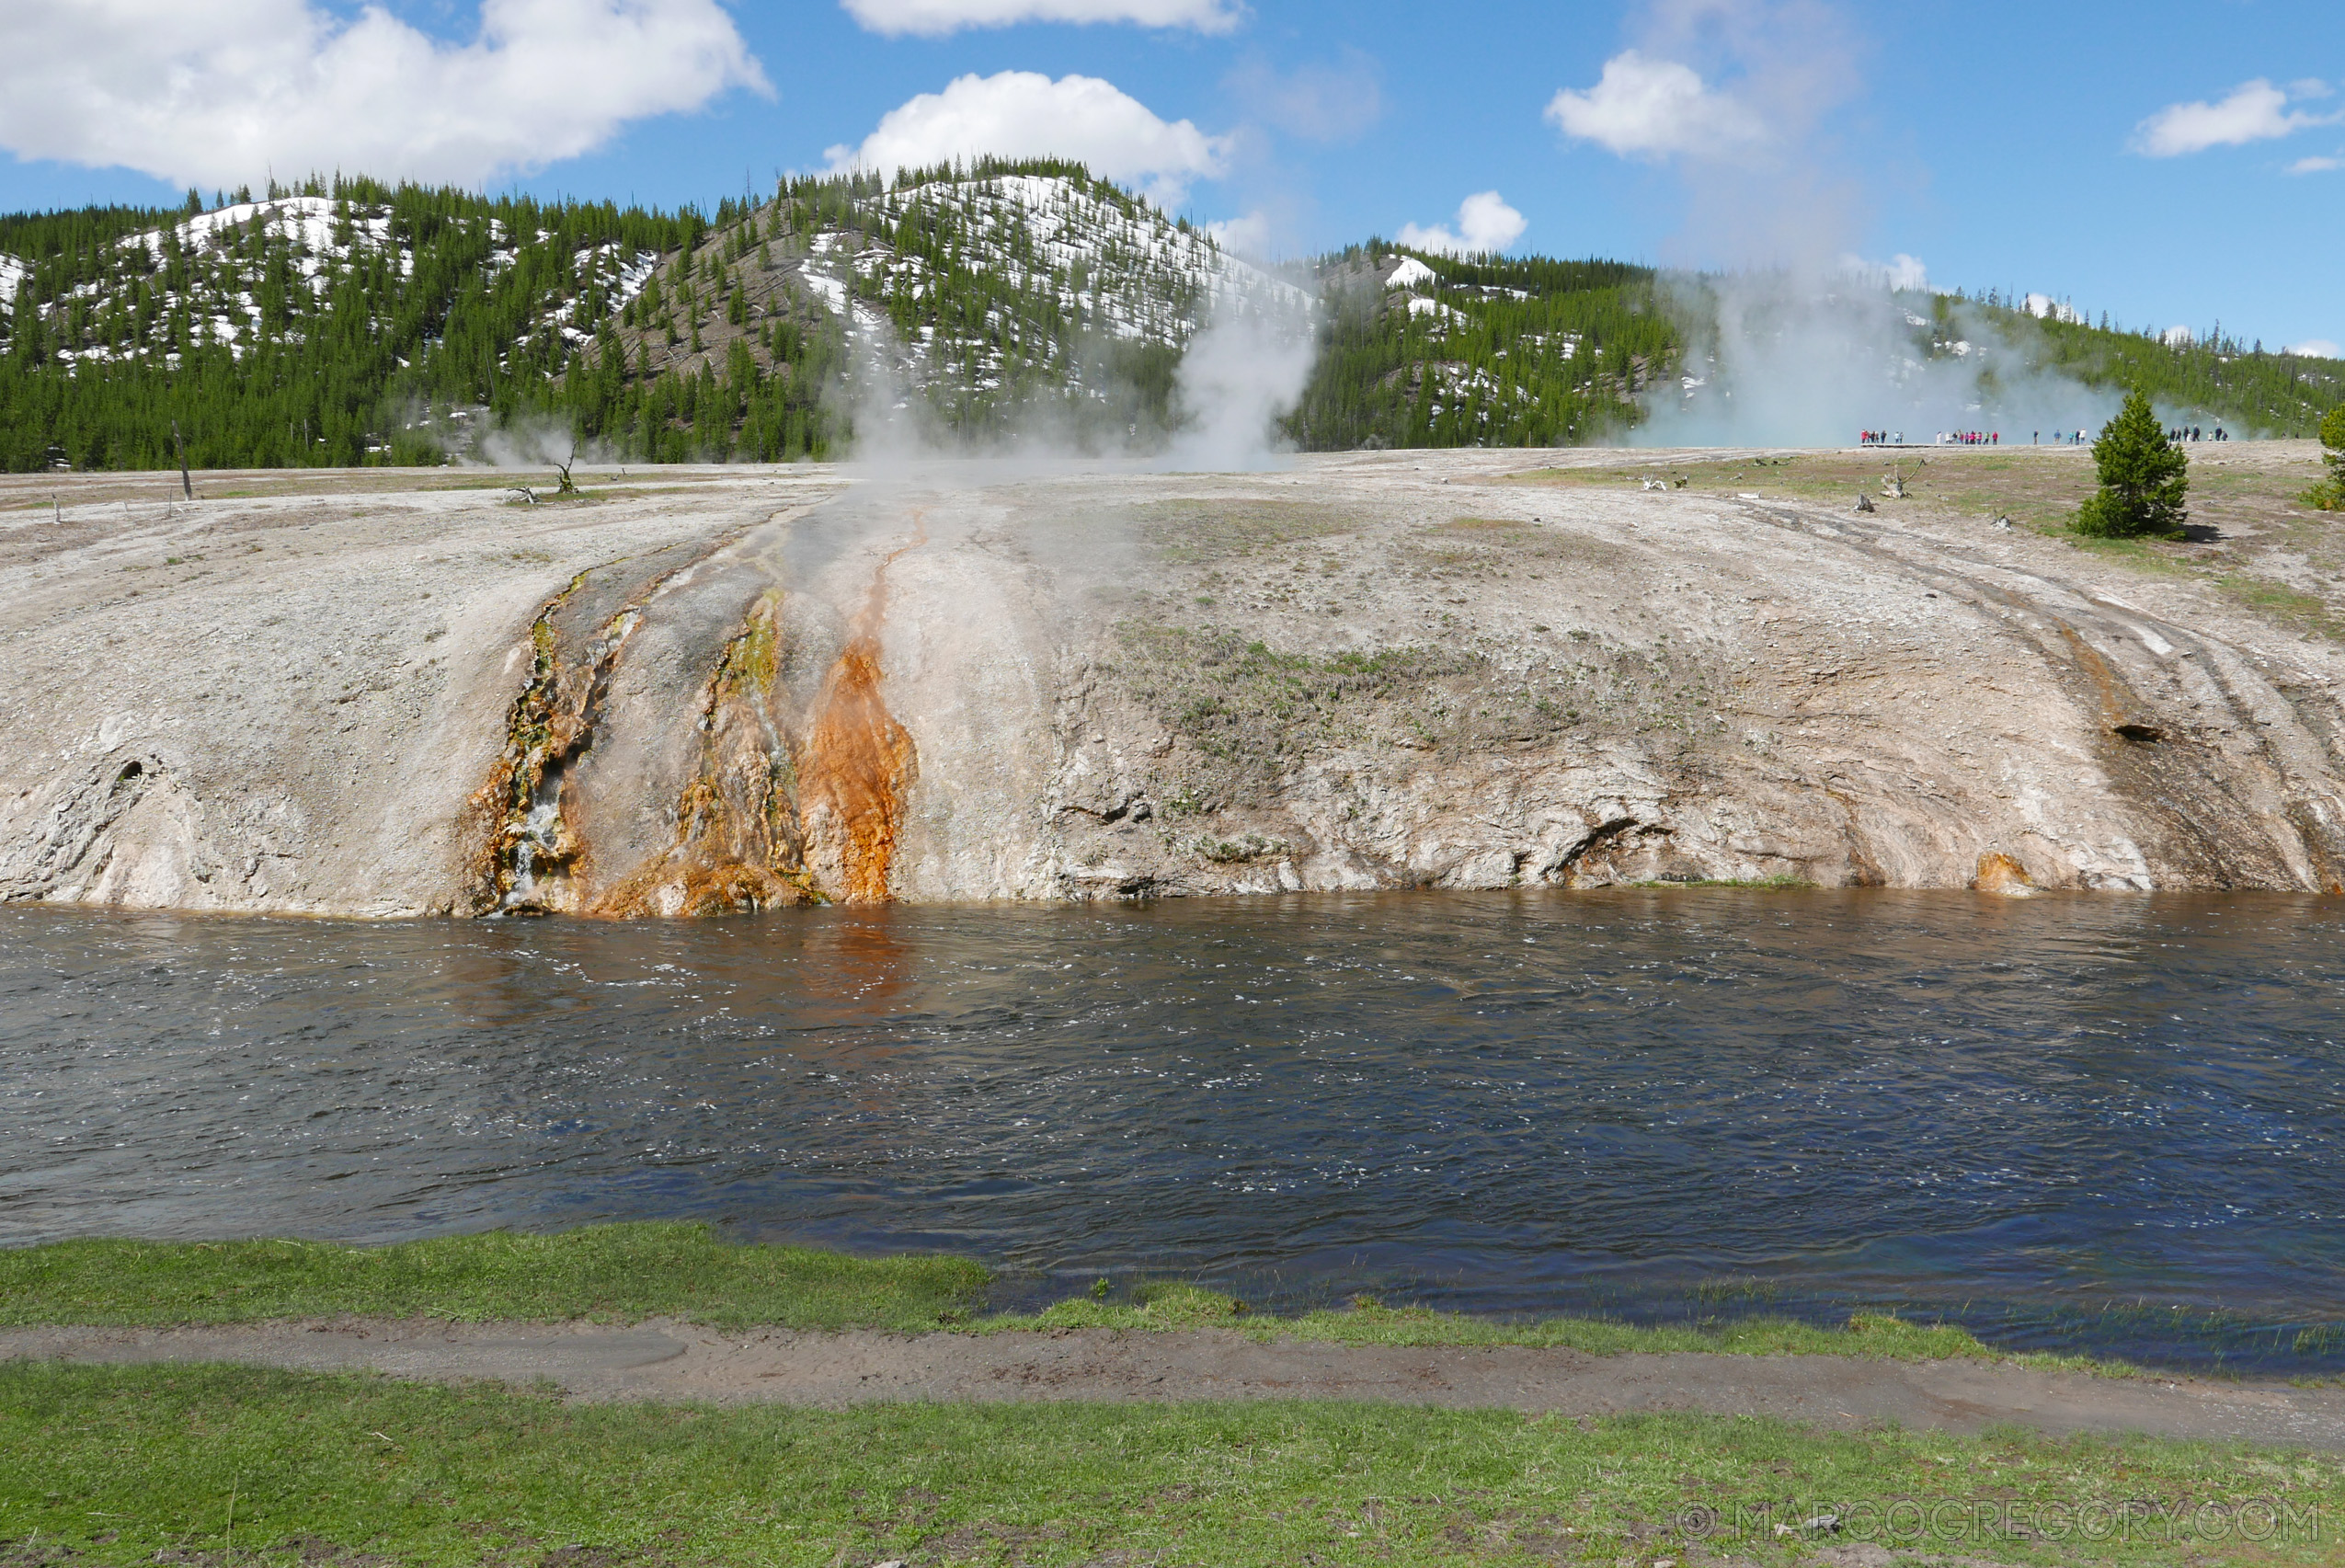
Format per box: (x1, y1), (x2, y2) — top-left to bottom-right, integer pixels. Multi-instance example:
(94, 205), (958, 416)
(0, 164), (1331, 467)
(2, 194), (665, 374)
(596, 166), (1310, 442)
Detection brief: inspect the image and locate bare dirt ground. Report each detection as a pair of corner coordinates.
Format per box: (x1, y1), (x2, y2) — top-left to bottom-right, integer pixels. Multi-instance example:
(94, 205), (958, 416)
(4, 441), (2342, 914)
(6, 1320), (2342, 1448)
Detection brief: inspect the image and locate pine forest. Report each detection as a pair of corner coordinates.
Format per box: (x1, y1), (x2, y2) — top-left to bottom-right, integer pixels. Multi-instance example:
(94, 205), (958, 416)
(0, 165), (2338, 474)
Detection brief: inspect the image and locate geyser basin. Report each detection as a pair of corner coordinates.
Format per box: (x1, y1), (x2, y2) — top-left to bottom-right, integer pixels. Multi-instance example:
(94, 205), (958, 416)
(5, 890), (2341, 1375)
(6, 446), (2343, 913)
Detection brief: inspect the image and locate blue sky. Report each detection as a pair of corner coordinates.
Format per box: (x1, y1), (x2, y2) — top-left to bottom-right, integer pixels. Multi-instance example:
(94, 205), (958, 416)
(1, 0), (2337, 352)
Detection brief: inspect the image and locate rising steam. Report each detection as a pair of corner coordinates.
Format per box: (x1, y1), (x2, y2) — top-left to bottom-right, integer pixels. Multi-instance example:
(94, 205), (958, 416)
(830, 262), (1320, 473)
(1573, 0), (2115, 446)
(1160, 280), (1319, 471)
(1638, 269), (2123, 446)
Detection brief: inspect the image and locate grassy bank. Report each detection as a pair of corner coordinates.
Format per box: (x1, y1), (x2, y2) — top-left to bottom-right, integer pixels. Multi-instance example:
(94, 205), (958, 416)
(0, 1225), (990, 1333)
(998, 1280), (2067, 1364)
(3, 1225), (2108, 1370)
(3, 1360), (2337, 1567)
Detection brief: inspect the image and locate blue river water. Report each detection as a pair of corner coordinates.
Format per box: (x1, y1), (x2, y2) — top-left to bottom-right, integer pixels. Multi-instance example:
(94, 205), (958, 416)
(3, 891), (2340, 1372)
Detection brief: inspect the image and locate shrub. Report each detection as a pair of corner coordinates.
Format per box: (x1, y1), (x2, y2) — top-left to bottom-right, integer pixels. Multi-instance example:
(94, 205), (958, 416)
(2073, 389), (2189, 539)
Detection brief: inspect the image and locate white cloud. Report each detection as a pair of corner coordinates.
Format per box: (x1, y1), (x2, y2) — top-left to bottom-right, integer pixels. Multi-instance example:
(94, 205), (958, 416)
(2289, 154), (2342, 175)
(2021, 292), (2084, 324)
(840, 0), (1240, 36)
(823, 71), (1230, 206)
(2286, 339), (2340, 361)
(1205, 210), (1274, 258)
(2130, 78), (2337, 157)
(1840, 253), (1929, 292)
(1396, 190), (1527, 258)
(1544, 50), (1766, 160)
(0, 0), (767, 190)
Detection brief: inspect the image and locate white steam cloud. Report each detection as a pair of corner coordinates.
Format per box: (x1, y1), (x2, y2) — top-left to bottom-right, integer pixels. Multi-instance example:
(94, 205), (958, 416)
(824, 239), (1319, 473)
(1162, 285), (1320, 471)
(1550, 0), (2110, 445)
(1641, 271), (2125, 448)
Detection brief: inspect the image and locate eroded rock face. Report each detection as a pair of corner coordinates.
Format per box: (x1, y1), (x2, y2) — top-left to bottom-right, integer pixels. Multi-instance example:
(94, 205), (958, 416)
(4, 451), (2342, 916)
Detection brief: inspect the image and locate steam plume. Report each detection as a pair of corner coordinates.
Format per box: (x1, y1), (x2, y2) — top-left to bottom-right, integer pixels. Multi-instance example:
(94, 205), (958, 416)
(1566, 0), (2114, 445)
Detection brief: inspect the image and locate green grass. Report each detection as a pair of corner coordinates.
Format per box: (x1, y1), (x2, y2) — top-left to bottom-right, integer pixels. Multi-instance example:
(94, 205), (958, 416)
(2053, 529), (2199, 574)
(987, 1284), (2130, 1376)
(0, 1224), (989, 1333)
(2, 1361), (2336, 1566)
(2215, 572), (2344, 641)
(3, 1227), (2135, 1375)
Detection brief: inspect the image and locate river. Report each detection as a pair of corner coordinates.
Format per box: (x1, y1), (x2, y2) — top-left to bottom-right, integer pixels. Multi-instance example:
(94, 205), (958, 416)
(4, 891), (2339, 1372)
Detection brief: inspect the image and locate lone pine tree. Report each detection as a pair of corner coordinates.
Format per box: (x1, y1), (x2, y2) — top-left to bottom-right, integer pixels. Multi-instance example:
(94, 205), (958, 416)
(2075, 389), (2189, 539)
(2316, 402), (2345, 509)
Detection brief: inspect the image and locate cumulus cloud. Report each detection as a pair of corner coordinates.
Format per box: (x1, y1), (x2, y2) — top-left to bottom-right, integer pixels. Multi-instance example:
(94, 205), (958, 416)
(1546, 3), (1872, 269)
(2130, 78), (2338, 157)
(1545, 50), (1766, 159)
(1225, 50), (1384, 143)
(840, 0), (1240, 35)
(2290, 154), (2342, 175)
(0, 0), (768, 190)
(2286, 338), (2340, 361)
(823, 71), (1230, 206)
(1396, 191), (1527, 258)
(1205, 210), (1274, 258)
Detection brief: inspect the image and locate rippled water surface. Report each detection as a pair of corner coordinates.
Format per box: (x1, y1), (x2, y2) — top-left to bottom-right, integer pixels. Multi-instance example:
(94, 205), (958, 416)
(5, 892), (2342, 1369)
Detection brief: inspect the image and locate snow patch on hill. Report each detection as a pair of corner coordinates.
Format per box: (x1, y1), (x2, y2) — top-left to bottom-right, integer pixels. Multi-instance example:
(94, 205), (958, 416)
(11, 196), (666, 373)
(762, 172), (1312, 425)
(1384, 255), (1439, 291)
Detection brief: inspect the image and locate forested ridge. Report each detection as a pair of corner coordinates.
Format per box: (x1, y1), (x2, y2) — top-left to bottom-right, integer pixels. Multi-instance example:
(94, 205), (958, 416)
(0, 166), (2335, 473)
(0, 176), (703, 470)
(1291, 249), (1676, 450)
(1988, 301), (2344, 437)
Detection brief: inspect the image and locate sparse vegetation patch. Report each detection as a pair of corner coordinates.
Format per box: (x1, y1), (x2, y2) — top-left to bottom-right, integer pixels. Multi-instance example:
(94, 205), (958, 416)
(1126, 498), (1356, 563)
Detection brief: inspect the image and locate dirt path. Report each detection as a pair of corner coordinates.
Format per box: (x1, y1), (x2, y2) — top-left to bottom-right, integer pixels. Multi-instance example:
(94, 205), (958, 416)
(8, 1320), (2342, 1449)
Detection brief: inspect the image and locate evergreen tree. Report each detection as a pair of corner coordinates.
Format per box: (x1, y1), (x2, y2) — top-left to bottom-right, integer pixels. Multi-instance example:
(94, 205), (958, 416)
(2312, 403), (2345, 510)
(4, 164), (2336, 472)
(2075, 390), (2190, 539)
